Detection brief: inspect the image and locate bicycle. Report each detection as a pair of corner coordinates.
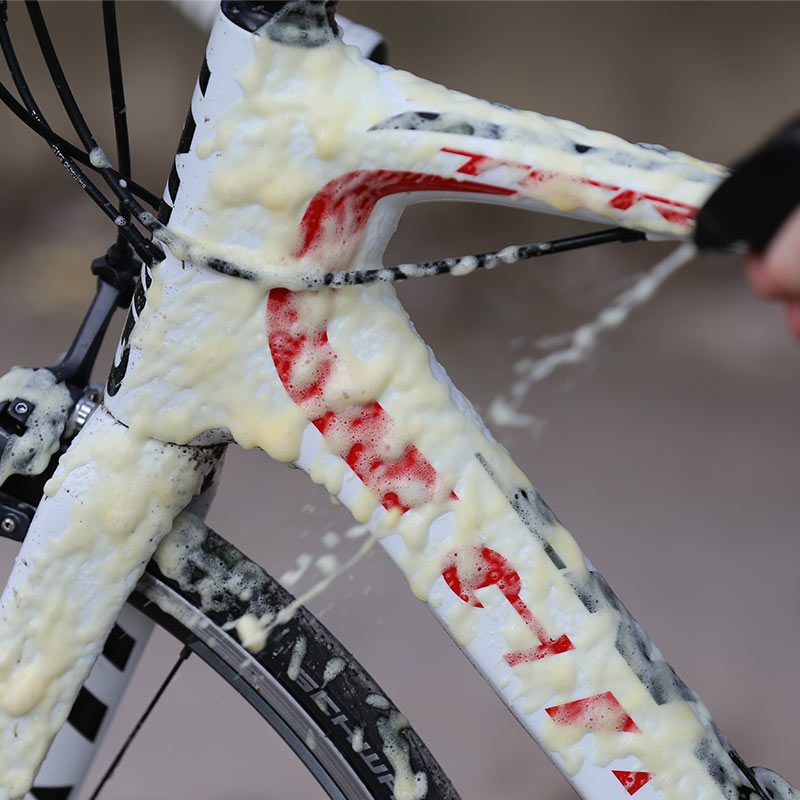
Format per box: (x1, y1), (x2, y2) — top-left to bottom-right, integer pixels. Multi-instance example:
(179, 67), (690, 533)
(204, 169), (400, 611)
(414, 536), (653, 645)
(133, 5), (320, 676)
(0, 1), (796, 800)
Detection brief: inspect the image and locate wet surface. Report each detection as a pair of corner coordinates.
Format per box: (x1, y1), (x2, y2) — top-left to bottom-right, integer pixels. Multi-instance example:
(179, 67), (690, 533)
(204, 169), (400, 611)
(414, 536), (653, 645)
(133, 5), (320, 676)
(0, 3), (799, 798)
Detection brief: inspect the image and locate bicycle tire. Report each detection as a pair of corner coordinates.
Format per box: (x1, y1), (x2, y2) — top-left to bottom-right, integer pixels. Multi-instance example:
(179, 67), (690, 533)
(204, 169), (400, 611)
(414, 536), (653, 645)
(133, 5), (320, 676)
(128, 512), (460, 800)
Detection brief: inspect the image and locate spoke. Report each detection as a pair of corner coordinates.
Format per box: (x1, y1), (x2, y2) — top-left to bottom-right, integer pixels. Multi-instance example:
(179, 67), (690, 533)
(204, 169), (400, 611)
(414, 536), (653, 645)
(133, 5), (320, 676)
(87, 645), (192, 800)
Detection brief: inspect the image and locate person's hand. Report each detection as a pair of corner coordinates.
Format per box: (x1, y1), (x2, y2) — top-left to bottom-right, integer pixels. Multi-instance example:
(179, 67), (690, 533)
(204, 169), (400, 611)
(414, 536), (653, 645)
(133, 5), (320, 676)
(745, 204), (800, 341)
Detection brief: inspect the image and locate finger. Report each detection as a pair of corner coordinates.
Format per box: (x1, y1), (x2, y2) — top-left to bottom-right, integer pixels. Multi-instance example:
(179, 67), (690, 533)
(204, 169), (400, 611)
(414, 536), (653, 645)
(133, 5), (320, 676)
(746, 253), (785, 299)
(760, 204), (800, 296)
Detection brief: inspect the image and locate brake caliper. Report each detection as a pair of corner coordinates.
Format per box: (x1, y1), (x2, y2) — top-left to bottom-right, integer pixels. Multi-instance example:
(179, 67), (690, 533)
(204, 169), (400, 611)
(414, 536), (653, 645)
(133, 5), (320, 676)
(0, 367), (73, 540)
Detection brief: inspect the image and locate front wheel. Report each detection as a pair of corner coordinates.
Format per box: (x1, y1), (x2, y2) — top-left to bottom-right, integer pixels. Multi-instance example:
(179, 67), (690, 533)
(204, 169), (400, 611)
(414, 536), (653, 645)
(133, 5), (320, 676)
(129, 513), (460, 800)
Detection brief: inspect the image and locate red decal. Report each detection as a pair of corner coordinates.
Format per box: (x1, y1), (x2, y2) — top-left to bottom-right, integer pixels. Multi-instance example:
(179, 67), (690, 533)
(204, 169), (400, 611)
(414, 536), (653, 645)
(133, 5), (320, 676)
(443, 546), (573, 664)
(609, 190), (643, 211)
(441, 148), (500, 177)
(612, 771), (652, 795)
(440, 147), (699, 227)
(267, 288), (448, 512)
(519, 169), (552, 189)
(294, 150), (698, 268)
(296, 169), (514, 259)
(440, 147), (531, 178)
(654, 204), (695, 226)
(546, 692), (640, 733)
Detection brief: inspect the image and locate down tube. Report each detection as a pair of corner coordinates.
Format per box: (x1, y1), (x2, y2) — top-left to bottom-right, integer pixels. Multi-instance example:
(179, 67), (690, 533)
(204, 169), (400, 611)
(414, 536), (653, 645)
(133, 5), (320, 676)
(265, 282), (761, 800)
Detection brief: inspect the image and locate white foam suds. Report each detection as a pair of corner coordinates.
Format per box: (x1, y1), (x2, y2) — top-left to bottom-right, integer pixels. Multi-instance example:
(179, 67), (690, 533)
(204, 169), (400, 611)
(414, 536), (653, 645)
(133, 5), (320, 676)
(323, 656), (346, 685)
(89, 146), (112, 169)
(287, 635), (307, 681)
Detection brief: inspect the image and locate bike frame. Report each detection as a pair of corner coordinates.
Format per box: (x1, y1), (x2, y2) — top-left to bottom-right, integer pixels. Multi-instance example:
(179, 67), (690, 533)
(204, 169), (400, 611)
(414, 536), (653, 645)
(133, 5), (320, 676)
(1, 1), (800, 796)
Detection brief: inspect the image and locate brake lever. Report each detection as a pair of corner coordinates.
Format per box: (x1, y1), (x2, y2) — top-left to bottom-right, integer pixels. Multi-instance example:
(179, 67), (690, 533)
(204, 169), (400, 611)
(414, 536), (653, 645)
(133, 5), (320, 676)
(694, 116), (800, 253)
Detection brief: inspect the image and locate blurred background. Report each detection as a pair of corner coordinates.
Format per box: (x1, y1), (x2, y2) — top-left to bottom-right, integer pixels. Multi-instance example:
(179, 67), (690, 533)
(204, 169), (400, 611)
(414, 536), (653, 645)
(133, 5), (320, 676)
(1, 2), (799, 798)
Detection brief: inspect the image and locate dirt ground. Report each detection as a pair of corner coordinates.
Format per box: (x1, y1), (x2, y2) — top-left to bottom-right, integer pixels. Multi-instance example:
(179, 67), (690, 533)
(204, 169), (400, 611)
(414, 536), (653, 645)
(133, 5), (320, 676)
(0, 3), (799, 799)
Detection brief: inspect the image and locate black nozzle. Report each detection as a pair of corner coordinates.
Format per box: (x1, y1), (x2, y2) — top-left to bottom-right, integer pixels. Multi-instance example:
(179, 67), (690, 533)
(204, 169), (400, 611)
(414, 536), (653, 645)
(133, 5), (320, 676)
(695, 116), (800, 253)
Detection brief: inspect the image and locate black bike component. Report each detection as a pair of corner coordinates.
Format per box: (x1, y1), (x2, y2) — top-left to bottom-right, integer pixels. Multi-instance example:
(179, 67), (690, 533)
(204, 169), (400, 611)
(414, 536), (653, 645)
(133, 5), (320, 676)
(221, 0), (294, 31)
(102, 0), (133, 250)
(24, 1), (164, 264)
(0, 396), (34, 434)
(0, 459), (65, 536)
(49, 245), (141, 386)
(222, 0), (339, 41)
(695, 117), (800, 252)
(0, 243), (138, 527)
(0, 490), (36, 541)
(0, 394), (45, 536)
(310, 227), (646, 287)
(0, 369), (97, 537)
(0, 0), (159, 542)
(91, 242), (141, 306)
(1, 0), (156, 208)
(0, 3), (162, 260)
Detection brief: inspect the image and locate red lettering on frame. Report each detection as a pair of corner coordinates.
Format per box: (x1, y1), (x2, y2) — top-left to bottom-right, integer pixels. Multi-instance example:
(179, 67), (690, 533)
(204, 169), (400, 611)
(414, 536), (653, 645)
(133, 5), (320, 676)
(267, 288), (447, 512)
(654, 204), (695, 227)
(609, 189), (643, 211)
(440, 147), (699, 227)
(546, 692), (640, 733)
(612, 771), (652, 795)
(295, 169), (515, 258)
(442, 546), (574, 665)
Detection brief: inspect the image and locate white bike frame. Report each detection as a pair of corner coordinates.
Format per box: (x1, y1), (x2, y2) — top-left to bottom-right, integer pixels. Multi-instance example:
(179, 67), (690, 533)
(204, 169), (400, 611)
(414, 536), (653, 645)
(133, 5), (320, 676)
(1, 3), (798, 800)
